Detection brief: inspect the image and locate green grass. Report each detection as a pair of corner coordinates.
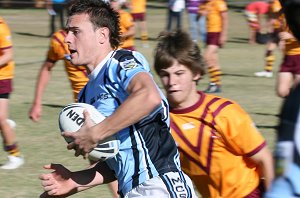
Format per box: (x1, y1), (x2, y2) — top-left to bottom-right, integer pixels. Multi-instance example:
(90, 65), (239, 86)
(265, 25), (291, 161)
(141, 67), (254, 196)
(0, 7), (281, 197)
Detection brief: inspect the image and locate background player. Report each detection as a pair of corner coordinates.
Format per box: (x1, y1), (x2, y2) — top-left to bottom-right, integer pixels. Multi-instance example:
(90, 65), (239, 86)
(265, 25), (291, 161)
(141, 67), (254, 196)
(276, 18), (300, 97)
(0, 16), (24, 169)
(265, 1), (300, 194)
(244, 1), (270, 44)
(154, 29), (274, 198)
(126, 0), (148, 47)
(255, 0), (284, 78)
(198, 0), (228, 93)
(28, 29), (88, 122)
(110, 0), (135, 51)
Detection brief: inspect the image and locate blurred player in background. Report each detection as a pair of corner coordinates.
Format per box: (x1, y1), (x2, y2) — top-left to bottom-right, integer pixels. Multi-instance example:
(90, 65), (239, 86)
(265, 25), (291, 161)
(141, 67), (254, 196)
(276, 17), (300, 97)
(198, 0), (228, 93)
(0, 16), (24, 169)
(39, 1), (197, 197)
(154, 29), (274, 198)
(127, 0), (149, 47)
(263, 1), (300, 197)
(29, 29), (88, 122)
(166, 0), (186, 31)
(255, 0), (284, 78)
(244, 1), (270, 44)
(186, 0), (207, 44)
(110, 0), (135, 51)
(46, 0), (67, 36)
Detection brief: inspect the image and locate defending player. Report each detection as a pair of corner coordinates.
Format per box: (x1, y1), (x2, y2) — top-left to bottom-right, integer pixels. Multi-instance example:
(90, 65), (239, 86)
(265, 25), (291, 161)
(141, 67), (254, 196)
(198, 0), (228, 93)
(153, 30), (274, 198)
(29, 29), (89, 122)
(39, 1), (197, 197)
(0, 16), (24, 169)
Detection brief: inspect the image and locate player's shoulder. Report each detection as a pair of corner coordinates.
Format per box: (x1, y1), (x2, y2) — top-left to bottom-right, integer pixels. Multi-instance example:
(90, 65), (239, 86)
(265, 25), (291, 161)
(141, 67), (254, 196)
(204, 93), (240, 113)
(113, 49), (145, 61)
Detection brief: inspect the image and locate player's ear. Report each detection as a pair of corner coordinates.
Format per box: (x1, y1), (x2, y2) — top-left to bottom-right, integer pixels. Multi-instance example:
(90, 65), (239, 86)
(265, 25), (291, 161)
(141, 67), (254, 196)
(193, 73), (201, 82)
(98, 27), (109, 44)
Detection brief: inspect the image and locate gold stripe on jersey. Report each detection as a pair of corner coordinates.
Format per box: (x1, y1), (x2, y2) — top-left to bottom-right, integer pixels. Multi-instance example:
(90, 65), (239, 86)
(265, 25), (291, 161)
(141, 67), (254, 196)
(170, 91), (266, 197)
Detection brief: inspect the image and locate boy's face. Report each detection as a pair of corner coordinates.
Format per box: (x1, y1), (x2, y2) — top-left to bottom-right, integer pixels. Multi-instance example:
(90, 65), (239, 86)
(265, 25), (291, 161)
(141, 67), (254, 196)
(158, 61), (200, 108)
(65, 13), (104, 67)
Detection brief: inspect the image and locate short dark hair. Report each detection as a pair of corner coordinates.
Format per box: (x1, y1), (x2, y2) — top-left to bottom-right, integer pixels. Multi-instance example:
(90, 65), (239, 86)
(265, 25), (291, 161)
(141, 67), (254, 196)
(67, 0), (121, 49)
(154, 30), (206, 78)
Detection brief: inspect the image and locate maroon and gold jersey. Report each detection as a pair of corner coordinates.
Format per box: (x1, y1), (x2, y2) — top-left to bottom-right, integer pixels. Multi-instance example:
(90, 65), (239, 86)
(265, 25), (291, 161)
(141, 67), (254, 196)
(199, 0), (228, 33)
(269, 0), (283, 30)
(119, 10), (135, 49)
(47, 30), (88, 101)
(170, 91), (266, 197)
(0, 17), (14, 80)
(130, 0), (146, 14)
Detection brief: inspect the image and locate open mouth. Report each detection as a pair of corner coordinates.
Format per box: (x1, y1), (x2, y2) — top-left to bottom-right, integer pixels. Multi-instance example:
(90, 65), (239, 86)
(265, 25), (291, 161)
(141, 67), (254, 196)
(168, 90), (180, 94)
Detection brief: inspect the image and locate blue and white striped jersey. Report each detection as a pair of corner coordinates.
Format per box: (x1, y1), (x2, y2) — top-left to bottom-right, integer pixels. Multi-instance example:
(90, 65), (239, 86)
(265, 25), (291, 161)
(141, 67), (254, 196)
(78, 49), (181, 196)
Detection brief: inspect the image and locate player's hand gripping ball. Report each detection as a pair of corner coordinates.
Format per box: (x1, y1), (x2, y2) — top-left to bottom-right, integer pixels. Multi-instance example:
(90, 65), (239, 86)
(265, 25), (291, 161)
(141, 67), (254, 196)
(58, 103), (119, 161)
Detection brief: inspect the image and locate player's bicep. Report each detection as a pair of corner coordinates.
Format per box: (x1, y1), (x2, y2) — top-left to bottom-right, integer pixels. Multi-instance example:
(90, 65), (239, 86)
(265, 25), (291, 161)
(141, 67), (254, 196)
(126, 72), (157, 94)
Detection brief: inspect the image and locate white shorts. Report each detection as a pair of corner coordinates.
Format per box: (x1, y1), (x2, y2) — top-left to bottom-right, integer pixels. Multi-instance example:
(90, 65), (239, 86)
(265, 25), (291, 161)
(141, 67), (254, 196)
(124, 171), (198, 198)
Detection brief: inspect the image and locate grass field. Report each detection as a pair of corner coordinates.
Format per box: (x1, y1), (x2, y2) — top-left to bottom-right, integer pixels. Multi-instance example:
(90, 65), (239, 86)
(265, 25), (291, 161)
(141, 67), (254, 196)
(0, 5), (282, 198)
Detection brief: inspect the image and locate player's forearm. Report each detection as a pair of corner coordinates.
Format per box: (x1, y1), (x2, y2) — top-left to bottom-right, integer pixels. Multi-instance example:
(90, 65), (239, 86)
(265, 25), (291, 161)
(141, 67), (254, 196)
(74, 162), (115, 192)
(260, 150), (274, 190)
(251, 146), (274, 190)
(32, 62), (53, 105)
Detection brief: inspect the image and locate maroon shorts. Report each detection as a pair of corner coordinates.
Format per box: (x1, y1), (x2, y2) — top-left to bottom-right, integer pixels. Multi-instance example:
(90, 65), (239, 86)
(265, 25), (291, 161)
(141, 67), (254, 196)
(0, 79), (12, 95)
(206, 32), (221, 47)
(131, 13), (146, 21)
(279, 54), (300, 74)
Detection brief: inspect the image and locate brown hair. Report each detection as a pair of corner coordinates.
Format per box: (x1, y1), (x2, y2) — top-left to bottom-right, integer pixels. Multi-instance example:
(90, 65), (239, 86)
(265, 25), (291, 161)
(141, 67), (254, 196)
(153, 30), (206, 79)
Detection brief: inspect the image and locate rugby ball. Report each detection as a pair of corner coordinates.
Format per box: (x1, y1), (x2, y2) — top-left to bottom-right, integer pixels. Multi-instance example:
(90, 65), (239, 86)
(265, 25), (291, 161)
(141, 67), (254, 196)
(58, 103), (119, 161)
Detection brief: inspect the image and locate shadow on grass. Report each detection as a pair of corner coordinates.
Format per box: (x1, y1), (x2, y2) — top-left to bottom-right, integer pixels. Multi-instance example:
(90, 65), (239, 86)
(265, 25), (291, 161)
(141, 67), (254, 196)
(227, 37), (249, 44)
(15, 32), (49, 38)
(252, 112), (279, 129)
(25, 103), (65, 109)
(42, 104), (65, 108)
(222, 73), (256, 78)
(256, 125), (278, 130)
